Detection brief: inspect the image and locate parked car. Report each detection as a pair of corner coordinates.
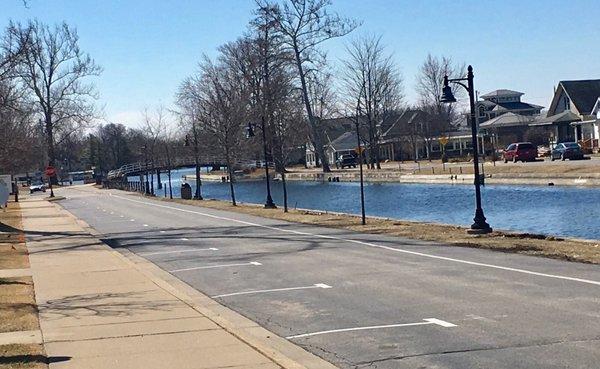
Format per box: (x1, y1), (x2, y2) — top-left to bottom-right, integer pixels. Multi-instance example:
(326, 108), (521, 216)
(502, 142), (537, 163)
(29, 181), (46, 194)
(335, 154), (357, 169)
(550, 142), (584, 161)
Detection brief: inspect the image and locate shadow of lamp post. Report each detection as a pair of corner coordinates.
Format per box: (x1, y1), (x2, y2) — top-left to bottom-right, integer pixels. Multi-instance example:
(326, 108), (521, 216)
(440, 65), (492, 234)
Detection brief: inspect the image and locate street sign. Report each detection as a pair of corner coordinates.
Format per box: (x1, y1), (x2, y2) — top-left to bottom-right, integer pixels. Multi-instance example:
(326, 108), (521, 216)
(45, 166), (56, 177)
(439, 136), (449, 146)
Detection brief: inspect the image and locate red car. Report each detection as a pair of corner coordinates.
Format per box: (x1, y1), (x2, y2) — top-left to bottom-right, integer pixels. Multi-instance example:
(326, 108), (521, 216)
(503, 142), (537, 163)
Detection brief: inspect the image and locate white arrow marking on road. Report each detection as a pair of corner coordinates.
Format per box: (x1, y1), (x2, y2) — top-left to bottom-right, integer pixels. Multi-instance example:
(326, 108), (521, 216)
(286, 318), (456, 339)
(212, 283), (332, 298)
(140, 248), (219, 256)
(170, 261), (261, 273)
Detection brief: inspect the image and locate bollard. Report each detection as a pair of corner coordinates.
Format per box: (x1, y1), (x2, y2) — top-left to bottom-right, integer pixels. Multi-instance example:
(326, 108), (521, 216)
(13, 179), (18, 202)
(459, 166), (463, 174)
(432, 167), (435, 174)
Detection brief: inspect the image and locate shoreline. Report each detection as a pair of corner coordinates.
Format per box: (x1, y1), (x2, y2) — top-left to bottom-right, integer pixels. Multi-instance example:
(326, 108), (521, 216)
(280, 171), (600, 186)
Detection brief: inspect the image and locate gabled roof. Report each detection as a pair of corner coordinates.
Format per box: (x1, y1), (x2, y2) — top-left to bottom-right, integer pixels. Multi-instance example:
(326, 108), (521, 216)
(327, 131), (363, 152)
(591, 97), (600, 115)
(319, 117), (358, 143)
(479, 112), (536, 129)
(558, 79), (600, 115)
(381, 109), (428, 139)
(480, 89), (524, 99)
(530, 110), (581, 126)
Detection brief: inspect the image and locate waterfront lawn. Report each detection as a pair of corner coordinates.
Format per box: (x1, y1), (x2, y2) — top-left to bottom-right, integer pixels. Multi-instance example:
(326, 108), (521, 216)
(159, 197), (600, 264)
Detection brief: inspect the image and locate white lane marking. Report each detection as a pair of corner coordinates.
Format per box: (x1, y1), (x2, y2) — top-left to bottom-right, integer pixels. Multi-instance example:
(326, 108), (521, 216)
(143, 224), (149, 227)
(110, 212), (114, 215)
(160, 230), (166, 233)
(180, 238), (189, 241)
(120, 215), (124, 218)
(286, 318), (456, 339)
(110, 195), (600, 287)
(130, 219), (135, 222)
(140, 247), (218, 256)
(170, 261), (261, 273)
(213, 283), (332, 298)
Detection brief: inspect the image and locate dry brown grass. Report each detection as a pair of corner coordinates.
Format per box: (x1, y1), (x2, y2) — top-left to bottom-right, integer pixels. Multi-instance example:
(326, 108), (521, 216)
(0, 344), (47, 369)
(156, 197), (600, 264)
(0, 202), (46, 368)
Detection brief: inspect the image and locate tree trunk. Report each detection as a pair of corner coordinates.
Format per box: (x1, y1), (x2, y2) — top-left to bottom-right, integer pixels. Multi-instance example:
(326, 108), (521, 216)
(225, 149), (236, 206)
(156, 169), (162, 189)
(292, 45), (330, 172)
(281, 169), (288, 212)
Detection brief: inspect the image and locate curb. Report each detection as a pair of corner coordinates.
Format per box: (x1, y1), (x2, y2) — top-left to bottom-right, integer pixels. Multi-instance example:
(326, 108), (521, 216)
(46, 198), (338, 369)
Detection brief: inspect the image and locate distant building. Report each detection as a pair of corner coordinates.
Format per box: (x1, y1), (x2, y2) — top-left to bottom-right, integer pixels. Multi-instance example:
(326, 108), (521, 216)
(476, 89), (543, 124)
(532, 79), (600, 148)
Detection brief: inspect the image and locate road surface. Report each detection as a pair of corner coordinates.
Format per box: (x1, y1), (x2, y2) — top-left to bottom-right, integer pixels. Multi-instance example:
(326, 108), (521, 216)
(51, 186), (600, 369)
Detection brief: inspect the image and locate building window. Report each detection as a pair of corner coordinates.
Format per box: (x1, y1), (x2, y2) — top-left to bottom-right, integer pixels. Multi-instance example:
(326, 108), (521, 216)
(479, 106), (485, 117)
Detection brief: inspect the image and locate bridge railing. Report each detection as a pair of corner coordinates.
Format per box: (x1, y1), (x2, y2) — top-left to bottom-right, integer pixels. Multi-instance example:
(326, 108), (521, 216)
(107, 156), (264, 179)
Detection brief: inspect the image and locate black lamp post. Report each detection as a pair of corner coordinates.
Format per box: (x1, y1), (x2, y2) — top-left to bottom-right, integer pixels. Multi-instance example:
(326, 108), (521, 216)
(355, 101), (366, 225)
(184, 133), (203, 200)
(142, 144), (150, 195)
(441, 65), (492, 234)
(246, 122), (276, 209)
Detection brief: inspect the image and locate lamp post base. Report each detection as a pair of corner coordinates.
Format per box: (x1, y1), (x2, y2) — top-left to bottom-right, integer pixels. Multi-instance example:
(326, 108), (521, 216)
(264, 196), (277, 209)
(468, 209), (492, 234)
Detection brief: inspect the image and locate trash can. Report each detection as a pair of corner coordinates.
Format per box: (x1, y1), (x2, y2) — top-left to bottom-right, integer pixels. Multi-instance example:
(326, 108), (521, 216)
(181, 183), (192, 200)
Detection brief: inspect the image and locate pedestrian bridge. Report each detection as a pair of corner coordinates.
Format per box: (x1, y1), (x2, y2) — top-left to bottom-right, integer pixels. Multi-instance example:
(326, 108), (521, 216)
(107, 156), (257, 180)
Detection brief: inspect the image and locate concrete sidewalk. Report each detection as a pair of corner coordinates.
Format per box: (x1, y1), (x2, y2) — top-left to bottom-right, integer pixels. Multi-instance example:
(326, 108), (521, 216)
(21, 196), (335, 369)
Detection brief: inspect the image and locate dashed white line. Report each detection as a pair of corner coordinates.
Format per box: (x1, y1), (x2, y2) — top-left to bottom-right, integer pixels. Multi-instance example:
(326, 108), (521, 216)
(180, 238), (189, 241)
(212, 283), (332, 298)
(170, 261), (261, 273)
(286, 318), (456, 339)
(110, 194), (600, 287)
(143, 224), (149, 227)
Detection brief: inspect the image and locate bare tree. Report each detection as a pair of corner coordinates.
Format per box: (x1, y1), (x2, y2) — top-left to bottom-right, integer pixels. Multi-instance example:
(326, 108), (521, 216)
(141, 106), (167, 195)
(178, 56), (249, 206)
(14, 20), (101, 174)
(343, 35), (404, 169)
(258, 0), (359, 172)
(415, 54), (465, 159)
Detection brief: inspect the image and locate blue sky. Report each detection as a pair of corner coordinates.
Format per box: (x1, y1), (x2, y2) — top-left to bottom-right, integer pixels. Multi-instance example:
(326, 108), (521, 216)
(3, 0), (600, 127)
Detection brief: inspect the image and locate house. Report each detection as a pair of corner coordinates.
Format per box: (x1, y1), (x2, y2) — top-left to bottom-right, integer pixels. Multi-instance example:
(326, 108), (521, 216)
(379, 109), (429, 160)
(479, 112), (537, 148)
(305, 117), (355, 167)
(535, 79), (600, 148)
(324, 131), (365, 165)
(476, 89), (543, 124)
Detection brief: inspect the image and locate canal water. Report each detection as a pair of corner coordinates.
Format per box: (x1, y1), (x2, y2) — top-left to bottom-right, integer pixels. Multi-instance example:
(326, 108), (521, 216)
(138, 168), (600, 240)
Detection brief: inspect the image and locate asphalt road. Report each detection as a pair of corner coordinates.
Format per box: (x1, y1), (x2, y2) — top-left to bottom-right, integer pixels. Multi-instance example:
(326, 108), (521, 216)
(51, 186), (600, 369)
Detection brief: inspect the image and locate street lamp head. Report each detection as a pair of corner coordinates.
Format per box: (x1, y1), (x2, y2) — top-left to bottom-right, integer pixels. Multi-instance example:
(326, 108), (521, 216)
(440, 75), (457, 104)
(246, 122), (255, 138)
